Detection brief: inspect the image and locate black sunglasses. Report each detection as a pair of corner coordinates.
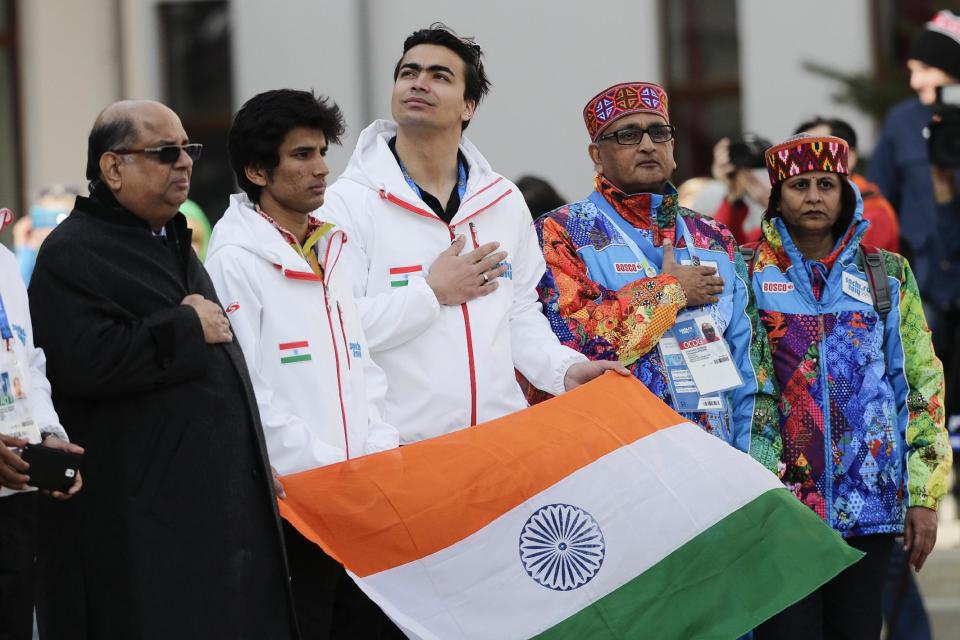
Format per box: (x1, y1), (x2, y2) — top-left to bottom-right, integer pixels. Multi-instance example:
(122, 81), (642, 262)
(597, 124), (675, 145)
(112, 143), (203, 164)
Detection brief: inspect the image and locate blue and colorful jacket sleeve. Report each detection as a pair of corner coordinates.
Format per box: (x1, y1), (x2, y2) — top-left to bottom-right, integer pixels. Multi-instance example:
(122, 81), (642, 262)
(886, 254), (951, 509)
(536, 215), (686, 366)
(727, 246), (782, 473)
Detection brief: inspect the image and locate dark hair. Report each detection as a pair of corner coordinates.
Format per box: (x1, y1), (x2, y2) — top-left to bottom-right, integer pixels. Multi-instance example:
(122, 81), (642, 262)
(516, 175), (566, 220)
(229, 89), (345, 202)
(85, 117), (138, 181)
(766, 176), (858, 241)
(393, 23), (491, 130)
(792, 117), (858, 151)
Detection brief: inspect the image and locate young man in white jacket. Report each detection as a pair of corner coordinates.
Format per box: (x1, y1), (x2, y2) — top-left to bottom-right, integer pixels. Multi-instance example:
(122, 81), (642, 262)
(0, 213), (82, 639)
(323, 25), (626, 444)
(205, 90), (401, 639)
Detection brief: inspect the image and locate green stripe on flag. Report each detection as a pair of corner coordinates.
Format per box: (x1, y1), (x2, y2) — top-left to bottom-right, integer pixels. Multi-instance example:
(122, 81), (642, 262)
(536, 489), (862, 640)
(280, 354), (312, 364)
(390, 280), (409, 287)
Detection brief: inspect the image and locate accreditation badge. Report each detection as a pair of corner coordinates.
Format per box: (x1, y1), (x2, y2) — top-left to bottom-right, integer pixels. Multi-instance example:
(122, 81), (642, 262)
(670, 313), (743, 396)
(0, 339), (41, 497)
(658, 336), (725, 413)
(0, 340), (41, 444)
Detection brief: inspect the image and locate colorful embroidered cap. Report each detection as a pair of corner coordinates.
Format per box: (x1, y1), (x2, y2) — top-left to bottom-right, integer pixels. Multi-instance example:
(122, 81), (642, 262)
(583, 82), (670, 142)
(764, 134), (849, 186)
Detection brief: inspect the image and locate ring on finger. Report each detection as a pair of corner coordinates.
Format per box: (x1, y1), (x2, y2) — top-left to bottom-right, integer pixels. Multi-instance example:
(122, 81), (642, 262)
(482, 272), (490, 284)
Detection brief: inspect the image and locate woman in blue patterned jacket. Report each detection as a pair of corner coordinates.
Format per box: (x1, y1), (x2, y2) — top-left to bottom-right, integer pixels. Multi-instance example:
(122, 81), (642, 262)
(747, 133), (951, 639)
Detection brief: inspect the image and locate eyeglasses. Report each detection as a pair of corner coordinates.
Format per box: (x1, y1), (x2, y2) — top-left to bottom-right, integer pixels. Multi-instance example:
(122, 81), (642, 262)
(597, 125), (675, 145)
(112, 143), (203, 164)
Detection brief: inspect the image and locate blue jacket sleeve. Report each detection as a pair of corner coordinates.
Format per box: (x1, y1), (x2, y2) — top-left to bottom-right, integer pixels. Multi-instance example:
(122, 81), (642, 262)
(867, 120), (901, 213)
(726, 247), (782, 473)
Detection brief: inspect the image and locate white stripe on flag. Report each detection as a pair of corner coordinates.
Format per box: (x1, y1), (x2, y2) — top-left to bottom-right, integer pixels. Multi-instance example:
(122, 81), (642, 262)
(352, 422), (783, 640)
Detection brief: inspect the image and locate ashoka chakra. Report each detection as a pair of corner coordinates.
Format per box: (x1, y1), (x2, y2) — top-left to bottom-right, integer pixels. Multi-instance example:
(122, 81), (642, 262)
(518, 503), (605, 591)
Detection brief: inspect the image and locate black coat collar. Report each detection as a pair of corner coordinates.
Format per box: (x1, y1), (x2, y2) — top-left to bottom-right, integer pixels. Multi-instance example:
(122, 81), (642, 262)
(80, 182), (194, 262)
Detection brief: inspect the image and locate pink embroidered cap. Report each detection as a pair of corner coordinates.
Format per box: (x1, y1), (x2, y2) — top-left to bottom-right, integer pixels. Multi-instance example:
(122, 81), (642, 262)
(583, 82), (670, 142)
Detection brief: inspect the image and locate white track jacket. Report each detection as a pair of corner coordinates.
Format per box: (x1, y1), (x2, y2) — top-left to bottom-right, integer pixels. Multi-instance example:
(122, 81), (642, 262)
(323, 120), (586, 443)
(0, 244), (67, 497)
(205, 195), (397, 475)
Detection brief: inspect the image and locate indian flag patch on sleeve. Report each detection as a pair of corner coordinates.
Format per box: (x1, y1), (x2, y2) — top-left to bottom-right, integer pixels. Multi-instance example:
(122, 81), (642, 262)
(279, 341), (312, 364)
(389, 265), (423, 287)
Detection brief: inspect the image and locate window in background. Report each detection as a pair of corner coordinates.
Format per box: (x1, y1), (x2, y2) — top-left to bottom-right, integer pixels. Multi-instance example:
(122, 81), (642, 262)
(868, 0), (941, 118)
(660, 0), (741, 183)
(0, 0), (22, 242)
(158, 0), (233, 226)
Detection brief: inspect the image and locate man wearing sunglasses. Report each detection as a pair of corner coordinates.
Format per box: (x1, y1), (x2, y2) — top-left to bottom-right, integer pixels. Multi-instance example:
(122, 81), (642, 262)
(27, 100), (296, 639)
(534, 82), (781, 472)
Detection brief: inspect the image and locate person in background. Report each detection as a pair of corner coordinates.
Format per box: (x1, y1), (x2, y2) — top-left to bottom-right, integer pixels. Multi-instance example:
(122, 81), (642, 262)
(746, 133), (951, 639)
(868, 11), (960, 528)
(11, 185), (81, 284)
(515, 175), (566, 221)
(0, 207), (82, 640)
(676, 176), (727, 215)
(180, 198), (212, 260)
(715, 118), (900, 253)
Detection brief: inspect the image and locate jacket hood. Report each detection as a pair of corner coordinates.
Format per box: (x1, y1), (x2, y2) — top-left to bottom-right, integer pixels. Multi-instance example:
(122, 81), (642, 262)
(761, 177), (868, 269)
(208, 193), (343, 276)
(338, 119), (499, 201)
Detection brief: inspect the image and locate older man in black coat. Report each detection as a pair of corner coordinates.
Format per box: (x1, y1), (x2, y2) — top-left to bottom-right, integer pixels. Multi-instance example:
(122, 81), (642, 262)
(28, 100), (297, 639)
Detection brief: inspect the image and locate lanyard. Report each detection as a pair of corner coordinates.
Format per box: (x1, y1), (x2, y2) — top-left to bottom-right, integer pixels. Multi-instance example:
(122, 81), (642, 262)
(0, 292), (13, 341)
(398, 154), (468, 203)
(587, 191), (700, 274)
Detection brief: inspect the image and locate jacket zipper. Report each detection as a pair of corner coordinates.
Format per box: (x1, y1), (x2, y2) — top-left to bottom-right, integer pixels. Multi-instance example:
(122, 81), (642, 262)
(323, 285), (351, 459)
(379, 188), (507, 428)
(459, 225), (479, 426)
(273, 231), (352, 458)
(817, 306), (833, 526)
(337, 302), (351, 370)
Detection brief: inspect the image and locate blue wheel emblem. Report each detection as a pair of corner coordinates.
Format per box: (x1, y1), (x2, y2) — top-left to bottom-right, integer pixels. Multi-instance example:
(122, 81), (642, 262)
(519, 504), (605, 591)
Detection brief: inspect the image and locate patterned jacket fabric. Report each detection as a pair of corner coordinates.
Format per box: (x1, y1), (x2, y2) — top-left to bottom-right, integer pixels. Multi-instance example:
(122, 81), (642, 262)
(535, 175), (781, 472)
(749, 189), (951, 537)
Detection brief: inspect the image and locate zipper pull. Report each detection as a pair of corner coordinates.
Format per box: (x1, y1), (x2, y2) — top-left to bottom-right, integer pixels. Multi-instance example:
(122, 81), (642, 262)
(468, 222), (480, 248)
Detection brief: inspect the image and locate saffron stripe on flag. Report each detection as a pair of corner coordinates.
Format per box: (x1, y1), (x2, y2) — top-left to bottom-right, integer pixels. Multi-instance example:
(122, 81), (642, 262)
(279, 340), (309, 350)
(277, 375), (682, 575)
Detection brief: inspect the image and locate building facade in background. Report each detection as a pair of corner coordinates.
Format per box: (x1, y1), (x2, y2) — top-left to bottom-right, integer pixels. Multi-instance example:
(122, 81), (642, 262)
(0, 0), (942, 242)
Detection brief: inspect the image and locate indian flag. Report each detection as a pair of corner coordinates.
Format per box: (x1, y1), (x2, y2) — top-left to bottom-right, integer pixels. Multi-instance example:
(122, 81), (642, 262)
(278, 340), (311, 364)
(279, 374), (861, 639)
(390, 265), (423, 287)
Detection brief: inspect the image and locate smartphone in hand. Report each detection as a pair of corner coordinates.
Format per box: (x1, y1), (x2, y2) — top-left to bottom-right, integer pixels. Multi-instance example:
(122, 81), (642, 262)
(21, 444), (82, 492)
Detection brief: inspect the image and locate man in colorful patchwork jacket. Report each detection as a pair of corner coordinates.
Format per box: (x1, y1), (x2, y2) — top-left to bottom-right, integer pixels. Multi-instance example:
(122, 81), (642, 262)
(535, 81), (781, 472)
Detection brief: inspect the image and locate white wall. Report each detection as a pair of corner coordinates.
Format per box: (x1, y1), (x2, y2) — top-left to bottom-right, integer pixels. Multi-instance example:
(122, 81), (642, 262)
(232, 0), (662, 200)
(16, 0), (880, 208)
(737, 0), (876, 152)
(18, 0), (122, 198)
